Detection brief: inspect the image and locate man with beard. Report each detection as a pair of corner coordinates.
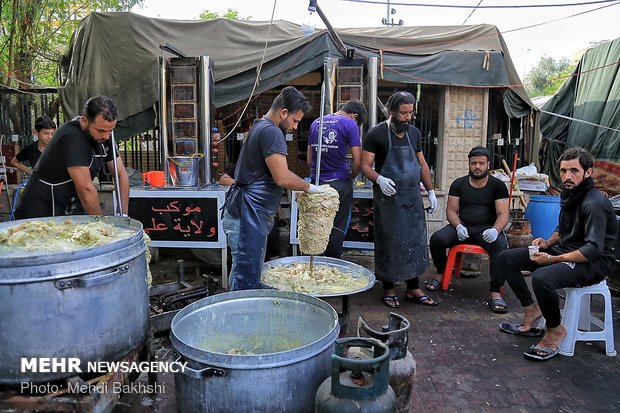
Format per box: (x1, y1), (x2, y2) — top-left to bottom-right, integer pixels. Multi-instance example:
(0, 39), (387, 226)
(425, 145), (509, 313)
(498, 147), (616, 361)
(222, 86), (323, 291)
(361, 91), (438, 308)
(14, 96), (129, 219)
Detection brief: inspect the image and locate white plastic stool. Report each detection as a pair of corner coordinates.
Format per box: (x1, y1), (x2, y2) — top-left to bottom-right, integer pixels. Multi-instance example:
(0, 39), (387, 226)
(559, 279), (616, 357)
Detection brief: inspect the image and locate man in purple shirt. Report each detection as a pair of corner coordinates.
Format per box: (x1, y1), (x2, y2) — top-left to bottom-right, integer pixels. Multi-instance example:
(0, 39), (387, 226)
(306, 100), (367, 258)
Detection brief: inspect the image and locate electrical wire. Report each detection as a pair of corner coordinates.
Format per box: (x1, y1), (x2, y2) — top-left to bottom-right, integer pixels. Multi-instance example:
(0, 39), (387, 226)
(503, 0), (620, 33)
(341, 0), (620, 8)
(216, 0), (278, 144)
(462, 0), (484, 25)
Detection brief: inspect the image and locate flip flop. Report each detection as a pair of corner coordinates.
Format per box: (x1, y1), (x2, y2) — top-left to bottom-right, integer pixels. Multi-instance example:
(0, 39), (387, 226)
(382, 295), (400, 308)
(499, 323), (543, 337)
(488, 298), (508, 314)
(405, 294), (439, 306)
(523, 344), (560, 361)
(424, 279), (442, 291)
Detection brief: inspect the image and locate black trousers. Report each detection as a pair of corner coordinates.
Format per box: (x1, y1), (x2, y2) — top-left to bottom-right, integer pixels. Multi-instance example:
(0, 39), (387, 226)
(429, 224), (508, 293)
(382, 278), (420, 291)
(498, 247), (604, 328)
(323, 179), (353, 259)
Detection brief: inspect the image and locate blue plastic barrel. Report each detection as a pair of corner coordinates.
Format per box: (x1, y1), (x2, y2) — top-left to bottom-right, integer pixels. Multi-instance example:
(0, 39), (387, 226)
(524, 195), (561, 240)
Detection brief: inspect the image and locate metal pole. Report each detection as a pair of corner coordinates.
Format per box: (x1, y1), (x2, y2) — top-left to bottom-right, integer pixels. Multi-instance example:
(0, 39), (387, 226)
(314, 81), (327, 186)
(110, 131), (123, 216)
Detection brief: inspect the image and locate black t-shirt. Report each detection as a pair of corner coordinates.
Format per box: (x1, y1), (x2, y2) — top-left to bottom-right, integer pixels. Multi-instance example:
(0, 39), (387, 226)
(33, 119), (114, 180)
(234, 118), (288, 185)
(15, 142), (43, 167)
(362, 122), (422, 173)
(449, 175), (509, 233)
(15, 119), (115, 218)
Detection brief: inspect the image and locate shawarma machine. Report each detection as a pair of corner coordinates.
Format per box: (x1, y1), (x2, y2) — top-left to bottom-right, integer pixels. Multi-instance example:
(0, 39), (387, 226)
(158, 55), (215, 188)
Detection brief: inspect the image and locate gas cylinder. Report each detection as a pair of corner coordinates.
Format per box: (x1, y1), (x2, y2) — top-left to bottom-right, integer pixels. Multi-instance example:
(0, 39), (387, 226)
(358, 313), (415, 413)
(506, 218), (534, 248)
(315, 337), (396, 413)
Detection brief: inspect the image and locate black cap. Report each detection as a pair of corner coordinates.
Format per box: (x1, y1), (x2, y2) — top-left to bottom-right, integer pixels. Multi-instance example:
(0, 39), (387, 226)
(468, 145), (490, 160)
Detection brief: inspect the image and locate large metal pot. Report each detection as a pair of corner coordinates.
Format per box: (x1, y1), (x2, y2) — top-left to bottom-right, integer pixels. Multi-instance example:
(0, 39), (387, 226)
(0, 216), (149, 384)
(171, 289), (340, 413)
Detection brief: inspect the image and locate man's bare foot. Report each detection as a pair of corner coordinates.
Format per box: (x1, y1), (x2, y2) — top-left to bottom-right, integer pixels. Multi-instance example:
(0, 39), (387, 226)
(521, 304), (543, 331)
(535, 325), (567, 351)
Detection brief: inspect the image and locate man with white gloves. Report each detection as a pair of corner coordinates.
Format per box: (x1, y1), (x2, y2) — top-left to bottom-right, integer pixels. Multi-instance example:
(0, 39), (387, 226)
(426, 146), (509, 313)
(222, 86), (323, 291)
(361, 91), (438, 309)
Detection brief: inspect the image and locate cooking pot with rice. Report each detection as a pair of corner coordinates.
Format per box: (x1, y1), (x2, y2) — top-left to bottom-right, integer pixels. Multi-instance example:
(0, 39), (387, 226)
(0, 216), (149, 384)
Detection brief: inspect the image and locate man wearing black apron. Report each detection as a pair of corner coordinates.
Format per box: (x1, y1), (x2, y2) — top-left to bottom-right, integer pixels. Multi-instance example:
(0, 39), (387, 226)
(14, 96), (129, 219)
(222, 87), (324, 291)
(361, 91), (438, 308)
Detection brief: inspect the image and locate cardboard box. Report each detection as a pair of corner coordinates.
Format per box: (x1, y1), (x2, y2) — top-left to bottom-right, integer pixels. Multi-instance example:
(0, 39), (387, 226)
(517, 179), (548, 191)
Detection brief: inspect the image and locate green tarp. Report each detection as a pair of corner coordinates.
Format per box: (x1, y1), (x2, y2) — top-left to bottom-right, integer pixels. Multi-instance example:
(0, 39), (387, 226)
(540, 38), (620, 185)
(60, 12), (534, 139)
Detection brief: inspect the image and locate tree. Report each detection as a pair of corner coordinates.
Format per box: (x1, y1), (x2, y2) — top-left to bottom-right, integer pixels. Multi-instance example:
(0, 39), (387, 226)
(0, 0), (143, 89)
(199, 8), (250, 21)
(524, 55), (576, 97)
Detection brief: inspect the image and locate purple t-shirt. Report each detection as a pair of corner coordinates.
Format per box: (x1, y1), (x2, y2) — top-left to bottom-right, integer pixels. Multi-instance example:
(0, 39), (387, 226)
(308, 113), (361, 182)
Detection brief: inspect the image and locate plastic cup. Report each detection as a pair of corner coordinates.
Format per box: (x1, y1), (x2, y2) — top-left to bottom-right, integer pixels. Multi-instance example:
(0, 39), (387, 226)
(528, 245), (539, 258)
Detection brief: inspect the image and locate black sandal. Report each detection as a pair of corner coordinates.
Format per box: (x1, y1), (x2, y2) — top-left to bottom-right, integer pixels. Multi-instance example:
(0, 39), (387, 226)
(405, 294), (439, 306)
(425, 279), (442, 291)
(382, 295), (400, 308)
(488, 298), (508, 314)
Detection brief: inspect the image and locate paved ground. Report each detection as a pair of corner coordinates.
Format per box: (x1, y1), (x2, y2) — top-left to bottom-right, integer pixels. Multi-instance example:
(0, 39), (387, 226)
(114, 248), (620, 413)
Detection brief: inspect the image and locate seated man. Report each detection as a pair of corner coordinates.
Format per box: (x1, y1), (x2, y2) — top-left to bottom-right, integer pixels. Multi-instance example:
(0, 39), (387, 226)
(426, 145), (509, 313)
(498, 147), (617, 361)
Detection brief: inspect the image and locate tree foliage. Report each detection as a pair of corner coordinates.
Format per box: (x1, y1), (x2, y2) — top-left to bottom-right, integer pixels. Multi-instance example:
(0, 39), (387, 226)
(0, 0), (143, 88)
(199, 8), (250, 21)
(524, 55), (576, 97)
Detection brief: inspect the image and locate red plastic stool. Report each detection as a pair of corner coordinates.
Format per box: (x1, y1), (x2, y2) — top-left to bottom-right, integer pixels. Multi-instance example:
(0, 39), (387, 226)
(441, 244), (489, 290)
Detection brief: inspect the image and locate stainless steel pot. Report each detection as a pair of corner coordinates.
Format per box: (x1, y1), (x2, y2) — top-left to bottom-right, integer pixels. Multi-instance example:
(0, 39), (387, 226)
(0, 216), (149, 384)
(171, 289), (340, 413)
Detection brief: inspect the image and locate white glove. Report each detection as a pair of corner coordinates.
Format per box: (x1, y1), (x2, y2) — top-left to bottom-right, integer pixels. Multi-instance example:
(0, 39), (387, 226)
(482, 228), (499, 243)
(306, 183), (325, 194)
(427, 190), (437, 213)
(376, 175), (396, 196)
(456, 224), (469, 241)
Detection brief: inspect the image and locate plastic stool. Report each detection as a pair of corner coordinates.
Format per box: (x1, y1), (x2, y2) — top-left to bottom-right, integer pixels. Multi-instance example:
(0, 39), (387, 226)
(441, 244), (489, 290)
(559, 279), (616, 357)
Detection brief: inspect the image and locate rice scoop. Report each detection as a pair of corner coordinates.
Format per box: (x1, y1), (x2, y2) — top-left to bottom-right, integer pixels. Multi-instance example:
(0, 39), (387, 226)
(296, 185), (339, 255)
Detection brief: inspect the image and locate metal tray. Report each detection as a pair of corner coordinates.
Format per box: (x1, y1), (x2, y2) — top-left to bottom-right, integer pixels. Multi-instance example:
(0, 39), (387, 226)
(261, 256), (376, 298)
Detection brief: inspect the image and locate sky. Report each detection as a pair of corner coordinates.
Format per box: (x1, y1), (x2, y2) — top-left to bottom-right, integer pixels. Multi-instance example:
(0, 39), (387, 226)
(131, 0), (620, 81)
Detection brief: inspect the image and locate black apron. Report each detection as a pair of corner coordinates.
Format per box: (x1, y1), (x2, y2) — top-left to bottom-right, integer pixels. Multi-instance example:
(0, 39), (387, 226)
(374, 126), (428, 282)
(15, 143), (107, 218)
(222, 122), (282, 290)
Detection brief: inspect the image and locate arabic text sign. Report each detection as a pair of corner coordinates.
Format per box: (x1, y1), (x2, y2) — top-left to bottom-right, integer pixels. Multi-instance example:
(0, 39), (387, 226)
(129, 196), (220, 245)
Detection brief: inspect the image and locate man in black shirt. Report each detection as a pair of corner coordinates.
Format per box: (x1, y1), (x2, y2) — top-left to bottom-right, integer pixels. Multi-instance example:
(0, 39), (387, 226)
(426, 146), (510, 313)
(498, 147), (617, 361)
(361, 91), (438, 308)
(10, 116), (56, 176)
(222, 86), (323, 291)
(14, 96), (129, 219)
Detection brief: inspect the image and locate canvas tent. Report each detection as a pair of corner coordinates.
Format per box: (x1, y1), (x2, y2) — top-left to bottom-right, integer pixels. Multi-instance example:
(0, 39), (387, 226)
(60, 12), (534, 139)
(539, 37), (620, 186)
